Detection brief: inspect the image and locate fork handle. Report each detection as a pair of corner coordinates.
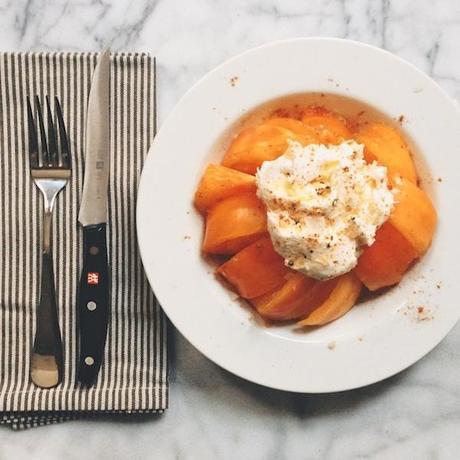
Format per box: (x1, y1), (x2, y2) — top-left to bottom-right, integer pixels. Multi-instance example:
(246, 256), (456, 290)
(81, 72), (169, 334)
(30, 251), (63, 388)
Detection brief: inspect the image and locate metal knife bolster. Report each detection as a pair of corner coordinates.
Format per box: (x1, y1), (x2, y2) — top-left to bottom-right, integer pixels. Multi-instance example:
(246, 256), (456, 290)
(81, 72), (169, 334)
(77, 223), (110, 386)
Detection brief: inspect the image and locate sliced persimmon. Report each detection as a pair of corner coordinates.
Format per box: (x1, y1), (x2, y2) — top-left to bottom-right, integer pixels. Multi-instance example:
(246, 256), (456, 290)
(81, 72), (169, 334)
(252, 273), (335, 321)
(264, 117), (307, 132)
(354, 122), (417, 183)
(222, 124), (290, 174)
(301, 114), (351, 144)
(202, 193), (267, 255)
(265, 117), (319, 144)
(222, 121), (318, 175)
(217, 236), (291, 299)
(389, 177), (437, 256)
(355, 222), (418, 291)
(194, 164), (256, 214)
(297, 272), (362, 326)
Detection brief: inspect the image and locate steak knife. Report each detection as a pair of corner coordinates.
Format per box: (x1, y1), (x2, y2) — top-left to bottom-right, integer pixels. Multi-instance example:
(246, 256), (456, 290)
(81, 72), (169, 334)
(77, 49), (111, 386)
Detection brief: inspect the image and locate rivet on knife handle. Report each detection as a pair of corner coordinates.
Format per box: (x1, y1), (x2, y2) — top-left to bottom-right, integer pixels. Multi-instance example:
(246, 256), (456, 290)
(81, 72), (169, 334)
(77, 224), (110, 386)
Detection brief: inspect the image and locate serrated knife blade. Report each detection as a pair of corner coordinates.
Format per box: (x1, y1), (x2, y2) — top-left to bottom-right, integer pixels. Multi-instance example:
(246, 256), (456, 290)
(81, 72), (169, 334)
(78, 49), (111, 226)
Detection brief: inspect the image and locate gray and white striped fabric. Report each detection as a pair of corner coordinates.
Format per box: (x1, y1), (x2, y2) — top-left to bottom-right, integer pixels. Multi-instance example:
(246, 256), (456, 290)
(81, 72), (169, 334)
(0, 52), (168, 429)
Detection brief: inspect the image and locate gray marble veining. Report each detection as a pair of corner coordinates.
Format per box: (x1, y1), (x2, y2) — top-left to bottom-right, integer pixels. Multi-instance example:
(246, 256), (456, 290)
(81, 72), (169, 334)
(1, 0), (460, 458)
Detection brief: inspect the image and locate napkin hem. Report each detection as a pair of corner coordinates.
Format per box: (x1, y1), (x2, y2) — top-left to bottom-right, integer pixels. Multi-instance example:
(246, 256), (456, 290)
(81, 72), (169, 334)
(0, 383), (169, 412)
(1, 408), (165, 430)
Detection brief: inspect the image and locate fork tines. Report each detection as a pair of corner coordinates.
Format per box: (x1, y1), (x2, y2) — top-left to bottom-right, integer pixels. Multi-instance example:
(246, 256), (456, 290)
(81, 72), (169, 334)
(26, 95), (70, 170)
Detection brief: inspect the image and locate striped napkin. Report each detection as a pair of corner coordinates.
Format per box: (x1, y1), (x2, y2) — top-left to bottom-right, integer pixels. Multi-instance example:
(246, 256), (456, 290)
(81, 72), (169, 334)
(0, 52), (168, 429)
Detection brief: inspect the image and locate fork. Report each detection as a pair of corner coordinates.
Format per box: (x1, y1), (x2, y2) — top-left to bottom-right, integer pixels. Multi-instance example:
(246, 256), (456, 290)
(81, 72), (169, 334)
(27, 95), (71, 389)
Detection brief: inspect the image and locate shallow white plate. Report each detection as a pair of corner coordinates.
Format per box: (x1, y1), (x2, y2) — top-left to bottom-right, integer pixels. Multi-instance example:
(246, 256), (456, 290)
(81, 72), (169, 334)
(137, 38), (460, 392)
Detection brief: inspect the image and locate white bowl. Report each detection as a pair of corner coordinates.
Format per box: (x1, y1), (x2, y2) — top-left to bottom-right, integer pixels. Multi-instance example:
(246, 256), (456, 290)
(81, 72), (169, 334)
(137, 38), (460, 392)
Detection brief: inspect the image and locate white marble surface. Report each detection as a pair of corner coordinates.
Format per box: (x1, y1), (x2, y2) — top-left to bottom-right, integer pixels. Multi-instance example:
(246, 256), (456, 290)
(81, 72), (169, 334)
(1, 0), (460, 458)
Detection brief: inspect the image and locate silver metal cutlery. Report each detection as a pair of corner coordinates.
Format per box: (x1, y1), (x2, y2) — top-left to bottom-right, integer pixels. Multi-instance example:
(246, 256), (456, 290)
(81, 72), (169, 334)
(26, 50), (111, 389)
(27, 95), (71, 389)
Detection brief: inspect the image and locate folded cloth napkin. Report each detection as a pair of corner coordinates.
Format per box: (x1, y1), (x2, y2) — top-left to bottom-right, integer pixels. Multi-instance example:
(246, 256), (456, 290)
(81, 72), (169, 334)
(0, 52), (168, 429)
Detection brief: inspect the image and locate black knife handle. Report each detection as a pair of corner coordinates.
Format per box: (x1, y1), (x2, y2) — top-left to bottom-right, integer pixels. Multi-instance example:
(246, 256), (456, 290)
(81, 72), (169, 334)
(77, 223), (110, 386)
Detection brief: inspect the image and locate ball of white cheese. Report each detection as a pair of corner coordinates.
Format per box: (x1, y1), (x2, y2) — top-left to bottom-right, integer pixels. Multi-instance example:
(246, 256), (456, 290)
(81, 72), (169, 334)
(256, 140), (394, 280)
